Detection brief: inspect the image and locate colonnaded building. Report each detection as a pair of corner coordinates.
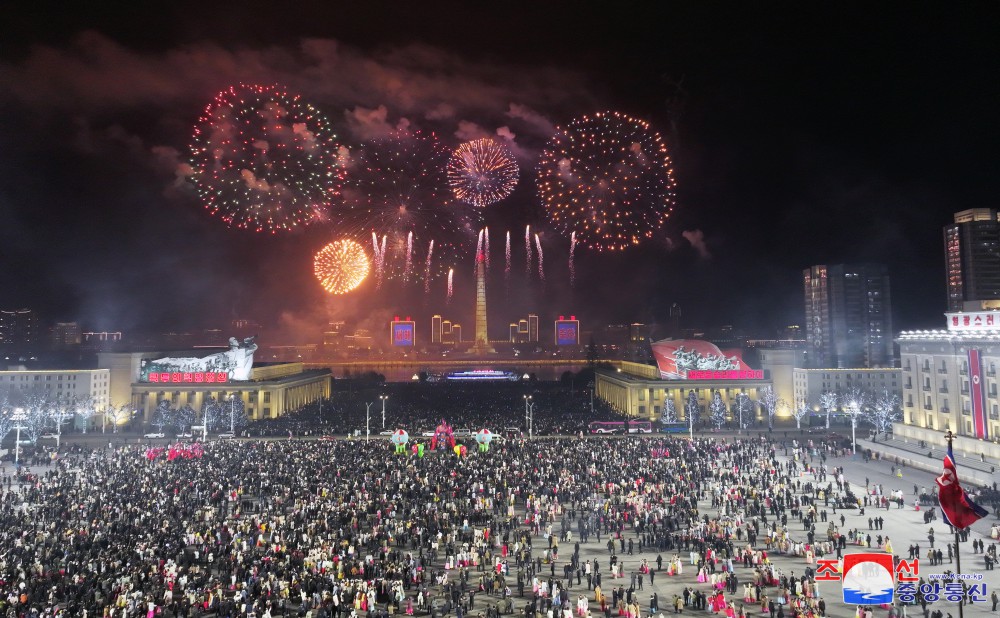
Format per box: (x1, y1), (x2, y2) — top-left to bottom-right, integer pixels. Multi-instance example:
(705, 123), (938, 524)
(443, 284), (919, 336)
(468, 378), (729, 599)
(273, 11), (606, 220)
(99, 338), (330, 426)
(595, 339), (775, 423)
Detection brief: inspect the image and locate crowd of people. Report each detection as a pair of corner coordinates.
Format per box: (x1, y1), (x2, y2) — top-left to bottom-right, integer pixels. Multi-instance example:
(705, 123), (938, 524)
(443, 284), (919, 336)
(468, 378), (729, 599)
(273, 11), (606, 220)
(247, 383), (628, 438)
(0, 415), (902, 618)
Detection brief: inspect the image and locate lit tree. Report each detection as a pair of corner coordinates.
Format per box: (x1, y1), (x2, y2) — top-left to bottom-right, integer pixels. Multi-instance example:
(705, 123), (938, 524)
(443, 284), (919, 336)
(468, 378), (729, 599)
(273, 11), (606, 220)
(104, 403), (134, 433)
(46, 398), (75, 445)
(758, 385), (782, 430)
(709, 392), (727, 429)
(174, 404), (197, 434)
(843, 387), (869, 419)
(819, 391), (838, 430)
(734, 392), (754, 431)
(660, 398), (677, 423)
(19, 391), (51, 444)
(151, 401), (174, 432)
(223, 397), (249, 433)
(0, 390), (15, 444)
(73, 395), (97, 433)
(865, 389), (901, 434)
(793, 398), (811, 429)
(202, 399), (224, 432)
(684, 391), (700, 426)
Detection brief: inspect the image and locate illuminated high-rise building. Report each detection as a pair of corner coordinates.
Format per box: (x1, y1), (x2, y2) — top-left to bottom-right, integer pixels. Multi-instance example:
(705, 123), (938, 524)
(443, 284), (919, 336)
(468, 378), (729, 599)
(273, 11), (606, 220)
(51, 322), (82, 348)
(510, 314), (541, 344)
(0, 308), (39, 351)
(431, 315), (443, 343)
(528, 314), (539, 342)
(945, 209), (1000, 311)
(803, 263), (892, 368)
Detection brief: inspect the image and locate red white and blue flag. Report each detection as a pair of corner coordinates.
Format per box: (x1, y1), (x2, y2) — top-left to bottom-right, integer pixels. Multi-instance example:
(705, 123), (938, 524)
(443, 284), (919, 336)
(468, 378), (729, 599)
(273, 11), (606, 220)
(967, 349), (989, 439)
(936, 444), (988, 530)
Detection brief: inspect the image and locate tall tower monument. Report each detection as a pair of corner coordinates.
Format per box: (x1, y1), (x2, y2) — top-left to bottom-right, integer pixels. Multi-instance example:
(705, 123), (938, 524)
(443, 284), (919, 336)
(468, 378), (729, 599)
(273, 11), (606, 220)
(472, 252), (495, 354)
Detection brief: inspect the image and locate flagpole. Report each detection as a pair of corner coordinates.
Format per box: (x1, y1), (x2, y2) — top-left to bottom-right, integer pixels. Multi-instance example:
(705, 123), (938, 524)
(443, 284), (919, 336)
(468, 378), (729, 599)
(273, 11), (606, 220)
(946, 430), (964, 618)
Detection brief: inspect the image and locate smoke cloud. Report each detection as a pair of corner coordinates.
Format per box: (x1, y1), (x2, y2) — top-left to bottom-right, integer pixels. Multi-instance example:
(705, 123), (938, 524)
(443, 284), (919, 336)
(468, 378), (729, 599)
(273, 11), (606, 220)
(682, 229), (711, 259)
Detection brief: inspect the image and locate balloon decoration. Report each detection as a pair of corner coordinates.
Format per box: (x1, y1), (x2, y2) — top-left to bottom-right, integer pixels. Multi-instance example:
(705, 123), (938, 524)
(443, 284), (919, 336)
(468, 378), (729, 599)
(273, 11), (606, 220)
(390, 429), (409, 455)
(475, 429), (494, 452)
(430, 419), (456, 452)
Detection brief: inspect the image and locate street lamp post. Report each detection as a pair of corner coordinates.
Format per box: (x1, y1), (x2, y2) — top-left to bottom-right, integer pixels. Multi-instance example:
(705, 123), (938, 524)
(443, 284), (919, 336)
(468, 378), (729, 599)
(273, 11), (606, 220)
(588, 381), (595, 415)
(523, 395), (534, 439)
(380, 395), (388, 429)
(228, 395), (237, 434)
(365, 402), (374, 442)
(55, 407), (62, 449)
(848, 400), (859, 454)
(11, 408), (27, 467)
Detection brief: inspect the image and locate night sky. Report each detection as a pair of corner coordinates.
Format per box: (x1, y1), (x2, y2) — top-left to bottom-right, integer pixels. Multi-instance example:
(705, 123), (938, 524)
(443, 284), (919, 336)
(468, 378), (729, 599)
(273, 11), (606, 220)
(2, 3), (999, 342)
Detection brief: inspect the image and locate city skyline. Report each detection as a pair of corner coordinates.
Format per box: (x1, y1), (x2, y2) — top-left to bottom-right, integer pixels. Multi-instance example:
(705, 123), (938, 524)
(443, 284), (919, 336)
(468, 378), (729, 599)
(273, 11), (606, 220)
(2, 4), (998, 338)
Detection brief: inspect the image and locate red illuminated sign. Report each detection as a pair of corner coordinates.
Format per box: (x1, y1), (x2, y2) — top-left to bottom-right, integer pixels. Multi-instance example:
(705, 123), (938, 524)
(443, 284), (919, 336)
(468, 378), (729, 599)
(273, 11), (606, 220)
(148, 372), (229, 384)
(687, 370), (764, 380)
(391, 321), (415, 347)
(947, 311), (999, 331)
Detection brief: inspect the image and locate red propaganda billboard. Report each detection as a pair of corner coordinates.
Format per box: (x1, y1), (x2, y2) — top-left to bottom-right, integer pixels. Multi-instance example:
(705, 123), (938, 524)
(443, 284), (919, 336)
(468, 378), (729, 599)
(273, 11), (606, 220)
(650, 339), (758, 380)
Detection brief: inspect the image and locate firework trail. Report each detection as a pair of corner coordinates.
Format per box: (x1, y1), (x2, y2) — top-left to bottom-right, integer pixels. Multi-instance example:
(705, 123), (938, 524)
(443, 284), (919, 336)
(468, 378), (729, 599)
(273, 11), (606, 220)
(505, 231), (512, 279)
(404, 231), (413, 280)
(525, 224), (533, 277)
(424, 240), (434, 294)
(447, 268), (454, 303)
(569, 231), (577, 286)
(534, 233), (545, 282)
(371, 232), (386, 288)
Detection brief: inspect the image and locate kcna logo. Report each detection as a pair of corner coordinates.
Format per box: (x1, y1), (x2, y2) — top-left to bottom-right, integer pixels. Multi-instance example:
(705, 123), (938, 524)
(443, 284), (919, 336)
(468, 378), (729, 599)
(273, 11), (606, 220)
(818, 554), (986, 605)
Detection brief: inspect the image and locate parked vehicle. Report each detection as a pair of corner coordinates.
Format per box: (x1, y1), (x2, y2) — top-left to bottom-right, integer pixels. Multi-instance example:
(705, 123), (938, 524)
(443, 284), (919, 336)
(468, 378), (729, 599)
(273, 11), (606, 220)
(588, 420), (653, 434)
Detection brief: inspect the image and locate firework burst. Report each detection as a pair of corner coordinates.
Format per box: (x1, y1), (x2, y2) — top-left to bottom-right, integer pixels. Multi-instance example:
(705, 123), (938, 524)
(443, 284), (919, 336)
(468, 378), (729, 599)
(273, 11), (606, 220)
(537, 111), (676, 251)
(314, 239), (370, 294)
(569, 231), (577, 286)
(447, 138), (519, 207)
(189, 84), (345, 233)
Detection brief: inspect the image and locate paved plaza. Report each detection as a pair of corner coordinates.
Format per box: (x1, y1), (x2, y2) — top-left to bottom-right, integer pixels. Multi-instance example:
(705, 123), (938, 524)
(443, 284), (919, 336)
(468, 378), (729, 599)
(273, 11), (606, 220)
(492, 436), (1000, 618)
